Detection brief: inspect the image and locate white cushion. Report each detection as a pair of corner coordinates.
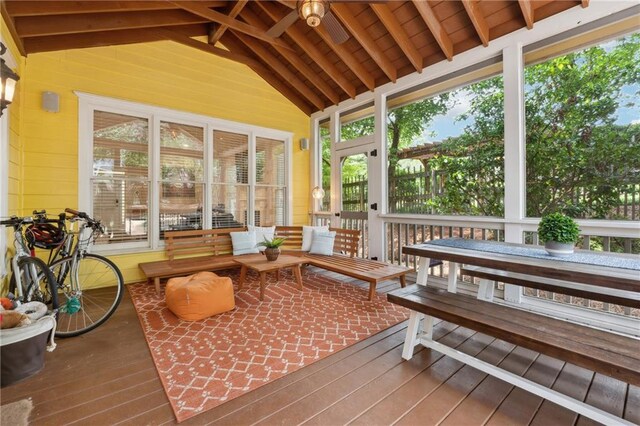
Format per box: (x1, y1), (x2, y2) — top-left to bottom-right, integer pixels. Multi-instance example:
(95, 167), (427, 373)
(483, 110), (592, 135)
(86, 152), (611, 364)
(302, 225), (329, 251)
(230, 231), (259, 255)
(309, 230), (336, 256)
(247, 225), (276, 245)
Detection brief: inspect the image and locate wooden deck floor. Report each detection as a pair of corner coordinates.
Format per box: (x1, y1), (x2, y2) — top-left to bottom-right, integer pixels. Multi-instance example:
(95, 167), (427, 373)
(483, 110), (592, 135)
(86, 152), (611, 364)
(1, 273), (638, 426)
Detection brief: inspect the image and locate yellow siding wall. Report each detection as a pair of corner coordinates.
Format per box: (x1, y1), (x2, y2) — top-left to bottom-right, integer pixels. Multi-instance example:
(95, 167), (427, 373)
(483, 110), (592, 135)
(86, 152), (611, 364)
(4, 31), (311, 284)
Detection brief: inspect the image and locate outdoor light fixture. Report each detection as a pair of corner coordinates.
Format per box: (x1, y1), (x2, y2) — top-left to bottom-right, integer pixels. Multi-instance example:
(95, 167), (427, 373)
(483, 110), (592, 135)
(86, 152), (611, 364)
(312, 186), (325, 200)
(0, 42), (20, 118)
(299, 0), (328, 28)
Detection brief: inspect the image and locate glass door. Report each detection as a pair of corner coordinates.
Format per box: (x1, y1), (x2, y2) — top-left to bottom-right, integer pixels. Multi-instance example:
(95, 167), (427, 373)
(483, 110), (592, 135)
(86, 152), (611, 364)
(338, 151), (369, 258)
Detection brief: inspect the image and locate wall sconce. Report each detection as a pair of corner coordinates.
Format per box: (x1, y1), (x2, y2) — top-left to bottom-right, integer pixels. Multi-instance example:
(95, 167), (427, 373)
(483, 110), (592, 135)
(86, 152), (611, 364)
(312, 186), (325, 200)
(0, 42), (20, 118)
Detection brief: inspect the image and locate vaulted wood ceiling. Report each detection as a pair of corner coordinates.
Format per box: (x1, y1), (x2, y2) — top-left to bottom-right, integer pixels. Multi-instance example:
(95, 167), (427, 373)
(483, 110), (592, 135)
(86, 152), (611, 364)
(1, 0), (587, 115)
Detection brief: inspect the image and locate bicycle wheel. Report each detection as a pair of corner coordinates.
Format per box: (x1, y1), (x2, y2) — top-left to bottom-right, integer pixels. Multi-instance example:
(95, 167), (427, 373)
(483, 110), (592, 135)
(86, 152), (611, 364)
(49, 253), (124, 337)
(8, 256), (59, 311)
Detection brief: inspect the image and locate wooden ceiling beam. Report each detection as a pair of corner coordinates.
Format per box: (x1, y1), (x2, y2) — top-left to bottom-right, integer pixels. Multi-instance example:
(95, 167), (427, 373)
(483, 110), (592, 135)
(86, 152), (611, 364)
(518, 0), (534, 30)
(157, 29), (269, 71)
(232, 32), (325, 110)
(331, 4), (397, 83)
(240, 8), (340, 105)
(4, 1), (225, 17)
(314, 24), (375, 91)
(461, 0), (490, 47)
(411, 0), (454, 61)
(1, 1), (26, 56)
(222, 34), (312, 115)
(21, 25), (205, 54)
(257, 2), (356, 99)
(15, 9), (210, 38)
(171, 1), (294, 52)
(370, 3), (422, 73)
(582, 0), (590, 8)
(208, 0), (248, 46)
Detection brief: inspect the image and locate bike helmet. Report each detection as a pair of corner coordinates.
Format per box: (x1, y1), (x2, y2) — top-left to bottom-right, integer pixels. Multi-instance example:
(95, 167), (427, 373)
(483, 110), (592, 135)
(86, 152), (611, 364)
(26, 222), (65, 249)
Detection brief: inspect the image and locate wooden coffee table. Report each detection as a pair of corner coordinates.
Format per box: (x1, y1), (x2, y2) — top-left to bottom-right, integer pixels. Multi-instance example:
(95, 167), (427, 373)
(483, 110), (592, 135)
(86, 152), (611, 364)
(234, 254), (307, 301)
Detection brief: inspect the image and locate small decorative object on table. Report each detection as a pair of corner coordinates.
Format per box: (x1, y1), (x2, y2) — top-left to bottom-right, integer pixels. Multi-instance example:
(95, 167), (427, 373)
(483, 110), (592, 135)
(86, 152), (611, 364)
(257, 236), (287, 261)
(537, 212), (580, 257)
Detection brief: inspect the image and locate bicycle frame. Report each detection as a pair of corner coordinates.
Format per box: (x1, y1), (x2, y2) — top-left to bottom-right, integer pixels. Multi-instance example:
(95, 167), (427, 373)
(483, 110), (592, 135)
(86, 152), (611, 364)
(2, 217), (39, 300)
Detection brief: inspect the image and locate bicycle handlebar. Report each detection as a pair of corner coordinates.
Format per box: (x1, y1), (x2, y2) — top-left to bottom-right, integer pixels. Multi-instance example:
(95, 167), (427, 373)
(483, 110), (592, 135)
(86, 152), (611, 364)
(64, 208), (104, 233)
(0, 216), (34, 227)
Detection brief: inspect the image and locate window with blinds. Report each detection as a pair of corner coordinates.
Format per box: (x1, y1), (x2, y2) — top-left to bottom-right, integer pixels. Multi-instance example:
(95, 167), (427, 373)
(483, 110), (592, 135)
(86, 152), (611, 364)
(256, 137), (286, 226)
(159, 121), (205, 235)
(92, 111), (149, 244)
(212, 130), (249, 228)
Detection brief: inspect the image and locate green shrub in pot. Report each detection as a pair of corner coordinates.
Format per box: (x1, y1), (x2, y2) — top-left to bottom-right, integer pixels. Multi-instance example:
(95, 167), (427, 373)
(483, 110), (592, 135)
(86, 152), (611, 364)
(537, 213), (580, 256)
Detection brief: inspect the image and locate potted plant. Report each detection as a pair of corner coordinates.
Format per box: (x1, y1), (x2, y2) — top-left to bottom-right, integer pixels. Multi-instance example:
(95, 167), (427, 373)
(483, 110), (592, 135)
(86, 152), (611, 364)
(257, 236), (287, 261)
(537, 212), (580, 257)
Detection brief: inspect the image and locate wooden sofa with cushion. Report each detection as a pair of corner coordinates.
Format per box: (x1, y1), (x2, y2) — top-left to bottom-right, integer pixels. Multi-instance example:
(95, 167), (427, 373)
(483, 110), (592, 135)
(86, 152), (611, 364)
(138, 226), (439, 300)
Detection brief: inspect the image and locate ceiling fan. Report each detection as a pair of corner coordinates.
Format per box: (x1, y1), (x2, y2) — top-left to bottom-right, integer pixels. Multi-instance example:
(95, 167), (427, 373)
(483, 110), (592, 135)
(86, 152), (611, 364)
(266, 0), (350, 44)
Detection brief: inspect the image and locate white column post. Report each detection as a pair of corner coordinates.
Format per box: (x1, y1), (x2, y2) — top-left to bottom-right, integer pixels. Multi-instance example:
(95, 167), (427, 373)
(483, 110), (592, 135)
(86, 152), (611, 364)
(368, 90), (387, 261)
(503, 42), (526, 303)
(330, 110), (341, 228)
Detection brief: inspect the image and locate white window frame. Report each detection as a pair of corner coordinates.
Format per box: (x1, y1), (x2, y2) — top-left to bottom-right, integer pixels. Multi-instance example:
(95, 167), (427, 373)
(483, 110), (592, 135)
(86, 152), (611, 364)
(77, 92), (293, 254)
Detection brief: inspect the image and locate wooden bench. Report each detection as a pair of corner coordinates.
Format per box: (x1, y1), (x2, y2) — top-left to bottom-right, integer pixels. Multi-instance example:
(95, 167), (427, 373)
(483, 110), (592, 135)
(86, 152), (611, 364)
(139, 226), (440, 300)
(138, 227), (243, 295)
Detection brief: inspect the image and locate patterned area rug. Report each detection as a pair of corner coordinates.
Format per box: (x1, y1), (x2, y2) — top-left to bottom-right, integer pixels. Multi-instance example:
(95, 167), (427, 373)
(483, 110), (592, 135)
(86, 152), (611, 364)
(128, 268), (409, 422)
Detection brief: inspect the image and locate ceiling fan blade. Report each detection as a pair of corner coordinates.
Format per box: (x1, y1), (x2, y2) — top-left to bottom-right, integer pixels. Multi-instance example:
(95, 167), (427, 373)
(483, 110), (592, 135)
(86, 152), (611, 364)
(266, 9), (299, 38)
(323, 10), (349, 44)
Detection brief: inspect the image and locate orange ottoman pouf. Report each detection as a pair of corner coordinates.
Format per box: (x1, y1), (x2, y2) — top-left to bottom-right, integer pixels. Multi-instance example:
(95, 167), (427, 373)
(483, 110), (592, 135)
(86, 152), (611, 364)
(165, 272), (235, 321)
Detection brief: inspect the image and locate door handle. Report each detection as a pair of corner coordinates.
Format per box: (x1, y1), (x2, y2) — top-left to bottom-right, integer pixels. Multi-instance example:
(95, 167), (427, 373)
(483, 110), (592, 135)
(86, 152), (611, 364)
(334, 212), (340, 217)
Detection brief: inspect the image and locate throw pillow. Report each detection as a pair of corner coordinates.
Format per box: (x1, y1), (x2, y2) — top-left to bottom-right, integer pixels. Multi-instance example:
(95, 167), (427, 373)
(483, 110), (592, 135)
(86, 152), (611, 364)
(302, 225), (329, 251)
(230, 231), (259, 255)
(247, 225), (276, 245)
(309, 230), (336, 256)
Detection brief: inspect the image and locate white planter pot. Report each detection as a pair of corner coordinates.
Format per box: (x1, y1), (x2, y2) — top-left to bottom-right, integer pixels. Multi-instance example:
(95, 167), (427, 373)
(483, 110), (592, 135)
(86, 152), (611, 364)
(544, 241), (574, 257)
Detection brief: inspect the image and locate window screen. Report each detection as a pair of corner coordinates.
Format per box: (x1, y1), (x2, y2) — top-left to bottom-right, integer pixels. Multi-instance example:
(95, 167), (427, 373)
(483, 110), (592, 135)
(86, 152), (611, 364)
(256, 137), (286, 226)
(212, 130), (249, 228)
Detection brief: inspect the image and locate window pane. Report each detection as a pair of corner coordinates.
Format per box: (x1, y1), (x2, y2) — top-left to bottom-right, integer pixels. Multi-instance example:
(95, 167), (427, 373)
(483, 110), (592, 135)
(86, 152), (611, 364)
(159, 183), (204, 234)
(213, 130), (248, 184)
(159, 121), (205, 235)
(93, 178), (148, 244)
(211, 184), (248, 228)
(256, 137), (285, 186)
(340, 103), (374, 141)
(319, 121), (331, 211)
(255, 186), (286, 226)
(93, 111), (149, 244)
(387, 74), (505, 216)
(525, 33), (640, 220)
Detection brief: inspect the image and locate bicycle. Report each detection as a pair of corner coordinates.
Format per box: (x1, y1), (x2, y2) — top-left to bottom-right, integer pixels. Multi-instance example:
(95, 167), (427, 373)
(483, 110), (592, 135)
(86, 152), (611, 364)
(1, 216), (59, 312)
(27, 208), (124, 337)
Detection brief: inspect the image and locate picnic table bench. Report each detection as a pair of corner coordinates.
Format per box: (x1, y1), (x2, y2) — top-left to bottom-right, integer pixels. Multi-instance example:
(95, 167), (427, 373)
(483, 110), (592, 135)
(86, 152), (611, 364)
(389, 238), (640, 425)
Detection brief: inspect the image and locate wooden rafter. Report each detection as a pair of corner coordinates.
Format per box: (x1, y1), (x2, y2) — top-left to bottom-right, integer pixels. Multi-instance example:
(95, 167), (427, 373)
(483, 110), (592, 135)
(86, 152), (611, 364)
(257, 2), (356, 99)
(15, 10), (210, 38)
(370, 3), (423, 73)
(0, 1), (25, 55)
(208, 0), (248, 46)
(157, 28), (268, 71)
(315, 24), (375, 91)
(240, 8), (340, 105)
(461, 0), (490, 47)
(582, 0), (590, 8)
(22, 25), (204, 54)
(215, 34), (313, 115)
(518, 0), (534, 30)
(4, 1), (225, 17)
(331, 4), (397, 82)
(170, 1), (293, 51)
(232, 32), (325, 110)
(411, 0), (454, 61)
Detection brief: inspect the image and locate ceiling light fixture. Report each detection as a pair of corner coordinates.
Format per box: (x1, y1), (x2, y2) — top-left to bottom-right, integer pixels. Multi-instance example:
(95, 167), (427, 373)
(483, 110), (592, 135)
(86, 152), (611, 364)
(299, 0), (328, 28)
(0, 42), (20, 118)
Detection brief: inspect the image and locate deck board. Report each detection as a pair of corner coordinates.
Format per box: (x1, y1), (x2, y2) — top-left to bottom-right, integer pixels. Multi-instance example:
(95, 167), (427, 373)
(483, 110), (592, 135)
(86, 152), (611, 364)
(0, 272), (635, 425)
